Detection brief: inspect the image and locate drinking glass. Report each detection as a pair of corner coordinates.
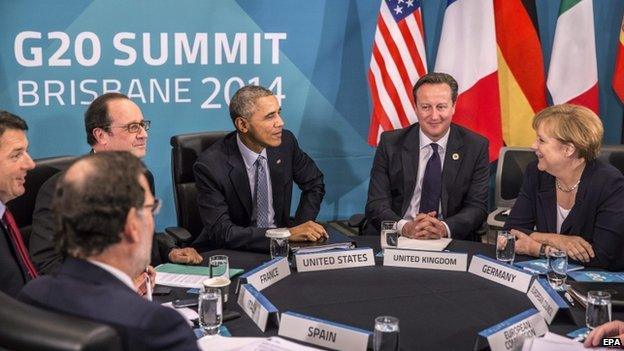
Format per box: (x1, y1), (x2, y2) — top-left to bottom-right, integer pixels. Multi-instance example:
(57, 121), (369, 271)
(496, 230), (515, 264)
(209, 255), (229, 278)
(374, 316), (399, 351)
(547, 249), (568, 291)
(381, 221), (399, 248)
(586, 291), (612, 330)
(198, 290), (222, 336)
(266, 228), (291, 259)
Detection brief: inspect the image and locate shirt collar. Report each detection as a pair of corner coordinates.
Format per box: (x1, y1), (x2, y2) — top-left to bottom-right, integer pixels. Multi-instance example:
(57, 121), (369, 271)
(236, 133), (268, 171)
(87, 259), (136, 290)
(419, 127), (450, 152)
(0, 201), (6, 219)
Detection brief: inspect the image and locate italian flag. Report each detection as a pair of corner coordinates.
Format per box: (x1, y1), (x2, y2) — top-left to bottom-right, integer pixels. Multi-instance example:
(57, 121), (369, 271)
(613, 15), (624, 103)
(546, 0), (598, 113)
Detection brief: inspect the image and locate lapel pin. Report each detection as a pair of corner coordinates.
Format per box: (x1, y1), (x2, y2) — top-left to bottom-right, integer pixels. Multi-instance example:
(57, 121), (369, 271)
(276, 159), (281, 164)
(452, 153), (460, 161)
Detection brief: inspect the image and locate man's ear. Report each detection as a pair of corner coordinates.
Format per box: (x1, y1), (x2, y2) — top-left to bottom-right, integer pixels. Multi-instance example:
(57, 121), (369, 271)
(234, 117), (248, 133)
(92, 128), (108, 146)
(123, 207), (141, 244)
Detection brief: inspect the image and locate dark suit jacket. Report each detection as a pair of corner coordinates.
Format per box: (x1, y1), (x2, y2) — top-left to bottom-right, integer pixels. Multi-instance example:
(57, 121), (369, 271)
(504, 160), (624, 271)
(19, 257), (199, 351)
(30, 168), (163, 274)
(193, 130), (325, 252)
(364, 123), (489, 239)
(0, 223), (29, 297)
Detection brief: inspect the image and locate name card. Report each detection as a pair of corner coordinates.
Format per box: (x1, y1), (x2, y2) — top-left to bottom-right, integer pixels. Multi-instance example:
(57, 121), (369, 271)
(237, 284), (279, 332)
(468, 255), (534, 293)
(383, 248), (468, 272)
(238, 257), (290, 292)
(295, 248), (375, 273)
(278, 311), (371, 351)
(478, 309), (548, 351)
(527, 278), (569, 324)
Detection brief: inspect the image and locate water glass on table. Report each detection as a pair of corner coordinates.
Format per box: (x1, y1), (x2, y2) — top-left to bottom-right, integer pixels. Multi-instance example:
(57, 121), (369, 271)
(374, 316), (399, 351)
(266, 228), (291, 259)
(381, 221), (399, 248)
(209, 255), (229, 278)
(496, 230), (515, 264)
(198, 289), (222, 336)
(586, 291), (612, 330)
(547, 249), (568, 291)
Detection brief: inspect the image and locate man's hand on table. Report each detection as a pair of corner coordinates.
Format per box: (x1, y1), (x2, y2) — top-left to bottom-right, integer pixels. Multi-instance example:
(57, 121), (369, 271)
(288, 221), (328, 242)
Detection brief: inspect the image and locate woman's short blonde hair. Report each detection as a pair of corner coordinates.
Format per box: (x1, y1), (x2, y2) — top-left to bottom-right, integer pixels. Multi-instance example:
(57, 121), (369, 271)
(532, 104), (603, 161)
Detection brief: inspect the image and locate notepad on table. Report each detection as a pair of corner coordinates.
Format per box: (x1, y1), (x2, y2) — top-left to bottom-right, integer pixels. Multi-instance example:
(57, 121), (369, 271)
(155, 263), (244, 288)
(396, 237), (452, 251)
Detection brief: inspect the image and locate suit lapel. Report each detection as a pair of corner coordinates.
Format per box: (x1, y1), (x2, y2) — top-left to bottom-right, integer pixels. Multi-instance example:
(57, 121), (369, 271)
(401, 126), (420, 215)
(441, 126), (463, 217)
(537, 174), (557, 233)
(267, 146), (285, 221)
(560, 161), (593, 234)
(226, 137), (253, 218)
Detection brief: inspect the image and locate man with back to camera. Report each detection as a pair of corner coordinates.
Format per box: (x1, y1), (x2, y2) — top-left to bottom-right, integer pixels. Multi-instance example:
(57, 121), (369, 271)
(364, 72), (489, 240)
(29, 93), (202, 276)
(20, 152), (200, 351)
(0, 111), (36, 297)
(193, 85), (327, 252)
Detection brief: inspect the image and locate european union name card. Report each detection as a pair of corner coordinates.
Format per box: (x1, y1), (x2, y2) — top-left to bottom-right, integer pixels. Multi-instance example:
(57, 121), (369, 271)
(295, 248), (375, 273)
(237, 284), (278, 332)
(383, 248), (468, 271)
(478, 309), (548, 351)
(278, 311), (371, 351)
(238, 257), (290, 291)
(468, 255), (533, 293)
(527, 278), (569, 324)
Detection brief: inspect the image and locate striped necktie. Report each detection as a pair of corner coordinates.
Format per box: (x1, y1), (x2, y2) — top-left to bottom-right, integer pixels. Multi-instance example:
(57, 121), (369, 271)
(254, 155), (269, 228)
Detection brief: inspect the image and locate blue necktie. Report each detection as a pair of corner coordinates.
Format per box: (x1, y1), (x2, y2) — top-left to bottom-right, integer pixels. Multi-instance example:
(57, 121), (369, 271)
(254, 155), (269, 228)
(419, 143), (441, 214)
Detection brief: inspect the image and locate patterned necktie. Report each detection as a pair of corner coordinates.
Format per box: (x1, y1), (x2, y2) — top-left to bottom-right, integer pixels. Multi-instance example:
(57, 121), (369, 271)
(3, 209), (38, 279)
(254, 155), (269, 228)
(419, 143), (442, 214)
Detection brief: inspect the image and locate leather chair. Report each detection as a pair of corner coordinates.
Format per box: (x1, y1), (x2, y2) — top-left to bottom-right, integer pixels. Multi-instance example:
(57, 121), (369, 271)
(166, 131), (229, 245)
(7, 156), (76, 246)
(598, 145), (624, 175)
(0, 291), (121, 351)
(487, 147), (537, 230)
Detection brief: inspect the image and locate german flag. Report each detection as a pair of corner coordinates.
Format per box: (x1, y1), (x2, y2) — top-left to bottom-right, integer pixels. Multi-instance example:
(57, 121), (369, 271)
(494, 0), (547, 147)
(614, 16), (624, 103)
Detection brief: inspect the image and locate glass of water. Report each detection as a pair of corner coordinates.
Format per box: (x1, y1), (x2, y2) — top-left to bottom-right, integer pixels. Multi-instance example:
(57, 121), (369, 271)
(198, 290), (222, 336)
(374, 316), (399, 351)
(496, 230), (515, 264)
(381, 221), (399, 248)
(547, 249), (568, 291)
(266, 228), (291, 259)
(586, 291), (612, 330)
(209, 255), (229, 278)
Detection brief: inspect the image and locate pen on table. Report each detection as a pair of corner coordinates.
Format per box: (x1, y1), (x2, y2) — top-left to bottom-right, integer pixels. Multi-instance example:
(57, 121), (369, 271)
(564, 292), (575, 306)
(145, 268), (153, 301)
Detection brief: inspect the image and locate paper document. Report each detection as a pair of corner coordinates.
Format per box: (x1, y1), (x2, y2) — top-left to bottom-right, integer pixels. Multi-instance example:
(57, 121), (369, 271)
(198, 336), (321, 351)
(155, 263), (244, 288)
(161, 302), (198, 326)
(521, 332), (606, 351)
(397, 237), (452, 251)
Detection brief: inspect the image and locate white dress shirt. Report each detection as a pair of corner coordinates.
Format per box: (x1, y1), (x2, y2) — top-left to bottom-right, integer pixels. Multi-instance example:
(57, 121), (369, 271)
(236, 134), (276, 228)
(398, 127), (452, 237)
(88, 259), (136, 291)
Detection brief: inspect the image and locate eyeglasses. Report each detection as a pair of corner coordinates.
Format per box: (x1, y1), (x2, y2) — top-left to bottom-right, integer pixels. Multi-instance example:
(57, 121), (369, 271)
(142, 198), (161, 216)
(108, 120), (151, 134)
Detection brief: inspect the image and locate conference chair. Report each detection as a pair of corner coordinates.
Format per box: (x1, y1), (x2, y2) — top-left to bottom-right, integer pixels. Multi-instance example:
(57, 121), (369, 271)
(0, 291), (121, 351)
(486, 147), (537, 230)
(7, 155), (76, 246)
(166, 131), (229, 246)
(598, 145), (624, 175)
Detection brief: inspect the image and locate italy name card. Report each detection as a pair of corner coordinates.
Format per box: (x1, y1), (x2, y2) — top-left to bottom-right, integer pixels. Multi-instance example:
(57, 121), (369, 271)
(237, 257), (290, 292)
(383, 248), (468, 271)
(237, 284), (279, 332)
(527, 278), (569, 324)
(478, 309), (548, 351)
(468, 255), (534, 293)
(278, 311), (371, 351)
(294, 248), (375, 273)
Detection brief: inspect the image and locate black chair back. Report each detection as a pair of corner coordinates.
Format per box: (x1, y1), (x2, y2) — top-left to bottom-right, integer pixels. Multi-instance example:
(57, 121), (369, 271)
(599, 145), (624, 175)
(7, 156), (76, 246)
(495, 147), (537, 208)
(0, 291), (121, 351)
(170, 131), (228, 239)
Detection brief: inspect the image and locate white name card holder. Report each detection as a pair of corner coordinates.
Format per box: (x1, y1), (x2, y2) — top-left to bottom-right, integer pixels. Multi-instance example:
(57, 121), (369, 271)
(383, 248), (468, 272)
(294, 248), (375, 273)
(278, 311), (371, 351)
(236, 257), (290, 293)
(527, 277), (570, 324)
(468, 254), (534, 293)
(237, 284), (279, 332)
(475, 308), (549, 351)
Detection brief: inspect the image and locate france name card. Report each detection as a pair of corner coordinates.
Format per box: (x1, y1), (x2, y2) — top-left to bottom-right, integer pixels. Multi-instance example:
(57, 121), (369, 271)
(383, 248), (468, 272)
(295, 248), (375, 273)
(527, 278), (569, 324)
(237, 284), (278, 332)
(238, 257), (290, 291)
(478, 309), (548, 351)
(468, 255), (534, 293)
(278, 311), (371, 351)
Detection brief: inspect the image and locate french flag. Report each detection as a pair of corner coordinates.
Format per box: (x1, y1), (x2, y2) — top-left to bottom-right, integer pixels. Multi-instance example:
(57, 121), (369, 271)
(434, 0), (503, 162)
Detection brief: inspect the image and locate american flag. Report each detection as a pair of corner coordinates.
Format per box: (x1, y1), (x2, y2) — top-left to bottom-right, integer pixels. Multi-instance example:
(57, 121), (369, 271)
(368, 0), (427, 145)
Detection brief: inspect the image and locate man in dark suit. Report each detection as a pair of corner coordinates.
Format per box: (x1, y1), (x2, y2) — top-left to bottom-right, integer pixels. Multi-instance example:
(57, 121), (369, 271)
(29, 93), (202, 276)
(0, 111), (37, 297)
(365, 73), (489, 240)
(20, 152), (200, 351)
(194, 85), (326, 252)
